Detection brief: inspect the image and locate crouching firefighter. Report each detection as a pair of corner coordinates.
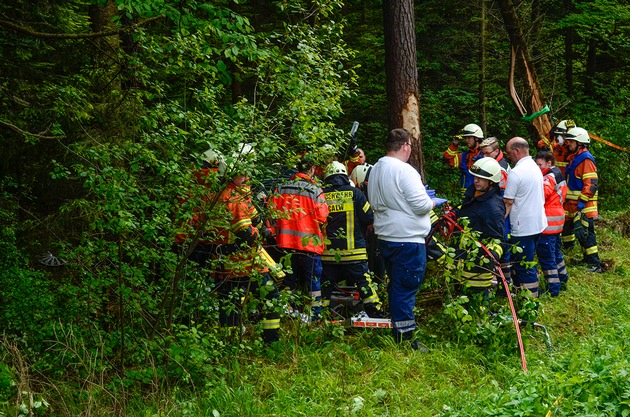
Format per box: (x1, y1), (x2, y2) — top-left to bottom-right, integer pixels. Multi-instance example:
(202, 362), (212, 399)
(321, 161), (383, 318)
(449, 158), (506, 295)
(209, 143), (281, 344)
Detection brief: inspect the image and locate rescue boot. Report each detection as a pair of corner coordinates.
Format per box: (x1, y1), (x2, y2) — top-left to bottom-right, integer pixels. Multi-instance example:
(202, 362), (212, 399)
(363, 302), (385, 318)
(262, 329), (280, 345)
(393, 331), (430, 353)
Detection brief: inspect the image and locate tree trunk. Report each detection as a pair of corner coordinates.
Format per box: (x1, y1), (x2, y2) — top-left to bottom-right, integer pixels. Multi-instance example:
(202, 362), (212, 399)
(564, 0), (574, 97)
(585, 38), (597, 97)
(496, 0), (551, 141)
(383, 0), (425, 176)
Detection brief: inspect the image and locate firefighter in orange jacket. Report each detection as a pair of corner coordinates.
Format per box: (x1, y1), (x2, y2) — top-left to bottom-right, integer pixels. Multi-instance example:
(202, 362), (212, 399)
(443, 123), (484, 195)
(537, 119), (575, 177)
(173, 149), (225, 266)
(535, 151), (569, 295)
(561, 127), (602, 273)
(271, 154), (329, 319)
(209, 144), (281, 344)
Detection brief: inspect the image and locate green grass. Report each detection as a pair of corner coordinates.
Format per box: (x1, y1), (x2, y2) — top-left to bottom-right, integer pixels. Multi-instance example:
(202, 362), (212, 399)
(2, 214), (629, 417)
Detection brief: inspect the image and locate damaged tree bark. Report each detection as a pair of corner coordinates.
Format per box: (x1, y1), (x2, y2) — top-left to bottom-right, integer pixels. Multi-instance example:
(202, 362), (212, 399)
(383, 0), (425, 176)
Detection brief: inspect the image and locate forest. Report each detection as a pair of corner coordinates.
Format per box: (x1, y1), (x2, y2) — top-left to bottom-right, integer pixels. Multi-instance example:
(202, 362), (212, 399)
(1, 0), (629, 415)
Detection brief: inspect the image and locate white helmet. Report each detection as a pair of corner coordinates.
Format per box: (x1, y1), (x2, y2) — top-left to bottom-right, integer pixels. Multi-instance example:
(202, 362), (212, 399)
(470, 157), (502, 183)
(233, 142), (255, 159)
(551, 120), (576, 136)
(202, 148), (224, 165)
(202, 148), (226, 175)
(461, 124), (484, 139)
(350, 163), (372, 187)
(324, 161), (348, 179)
(564, 127), (590, 144)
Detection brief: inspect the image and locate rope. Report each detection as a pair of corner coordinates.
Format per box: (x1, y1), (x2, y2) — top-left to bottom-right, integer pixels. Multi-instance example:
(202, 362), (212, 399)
(589, 133), (630, 154)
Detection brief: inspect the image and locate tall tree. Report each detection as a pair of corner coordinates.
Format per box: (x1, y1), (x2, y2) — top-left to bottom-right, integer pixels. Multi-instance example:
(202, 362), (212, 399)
(383, 0), (425, 174)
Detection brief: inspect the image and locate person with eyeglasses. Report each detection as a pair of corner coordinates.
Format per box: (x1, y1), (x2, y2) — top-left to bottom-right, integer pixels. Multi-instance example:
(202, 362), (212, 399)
(368, 128), (436, 352)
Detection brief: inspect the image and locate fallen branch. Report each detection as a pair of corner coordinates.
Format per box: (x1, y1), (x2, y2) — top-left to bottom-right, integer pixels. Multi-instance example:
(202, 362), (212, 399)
(0, 119), (64, 140)
(0, 14), (165, 40)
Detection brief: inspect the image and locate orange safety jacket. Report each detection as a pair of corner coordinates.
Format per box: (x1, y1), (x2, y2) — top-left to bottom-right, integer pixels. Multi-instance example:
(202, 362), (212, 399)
(443, 144), (482, 191)
(564, 148), (599, 219)
(537, 137), (571, 177)
(271, 173), (329, 254)
(212, 182), (269, 279)
(541, 167), (567, 235)
(174, 166), (221, 244)
(343, 152), (362, 175)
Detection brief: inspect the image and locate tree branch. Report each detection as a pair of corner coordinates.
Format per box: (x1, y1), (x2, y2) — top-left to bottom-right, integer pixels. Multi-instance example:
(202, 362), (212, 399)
(0, 14), (166, 40)
(0, 119), (64, 140)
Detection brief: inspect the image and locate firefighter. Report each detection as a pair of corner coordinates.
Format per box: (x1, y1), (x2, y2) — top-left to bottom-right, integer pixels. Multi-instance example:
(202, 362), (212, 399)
(537, 120), (575, 176)
(206, 144), (281, 344)
(320, 161), (383, 318)
(451, 157), (506, 294)
(443, 123), (485, 195)
(173, 148), (226, 266)
(349, 163), (372, 197)
(535, 151), (569, 296)
(478, 136), (511, 287)
(479, 137), (510, 186)
(271, 154), (329, 320)
(561, 127), (602, 273)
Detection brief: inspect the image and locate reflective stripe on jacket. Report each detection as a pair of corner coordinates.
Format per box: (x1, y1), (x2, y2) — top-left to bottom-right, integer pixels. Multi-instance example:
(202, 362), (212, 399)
(322, 175), (373, 262)
(443, 144), (482, 191)
(541, 167), (566, 234)
(212, 182), (268, 279)
(272, 173), (329, 254)
(564, 148), (599, 218)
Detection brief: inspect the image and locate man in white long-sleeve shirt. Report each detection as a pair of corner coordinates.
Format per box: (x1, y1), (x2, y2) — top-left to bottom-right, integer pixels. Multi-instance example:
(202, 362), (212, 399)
(367, 128), (435, 351)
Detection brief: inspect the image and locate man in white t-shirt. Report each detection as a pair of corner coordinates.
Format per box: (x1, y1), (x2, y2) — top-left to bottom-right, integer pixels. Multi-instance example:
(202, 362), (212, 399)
(504, 137), (547, 297)
(368, 128), (436, 351)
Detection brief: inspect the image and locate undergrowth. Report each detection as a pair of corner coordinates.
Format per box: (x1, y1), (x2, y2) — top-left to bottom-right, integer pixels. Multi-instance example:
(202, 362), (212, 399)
(0, 213), (628, 416)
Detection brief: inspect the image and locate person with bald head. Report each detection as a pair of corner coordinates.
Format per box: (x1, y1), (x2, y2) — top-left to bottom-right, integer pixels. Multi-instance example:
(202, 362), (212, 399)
(504, 137), (547, 298)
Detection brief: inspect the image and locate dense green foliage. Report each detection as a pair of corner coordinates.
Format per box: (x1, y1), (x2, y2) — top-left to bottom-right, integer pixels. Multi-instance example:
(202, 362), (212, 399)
(0, 0), (628, 414)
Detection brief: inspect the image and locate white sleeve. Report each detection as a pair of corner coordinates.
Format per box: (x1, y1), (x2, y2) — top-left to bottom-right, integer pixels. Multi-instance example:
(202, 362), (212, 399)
(503, 170), (520, 200)
(399, 166), (433, 215)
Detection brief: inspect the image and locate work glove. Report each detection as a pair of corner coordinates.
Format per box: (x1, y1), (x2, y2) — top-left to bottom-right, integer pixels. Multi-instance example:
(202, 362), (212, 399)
(431, 197), (448, 207)
(573, 212), (589, 244)
(577, 201), (586, 211)
(452, 135), (461, 146)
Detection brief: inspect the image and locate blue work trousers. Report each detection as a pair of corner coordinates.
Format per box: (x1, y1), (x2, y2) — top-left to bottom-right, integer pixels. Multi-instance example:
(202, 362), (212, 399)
(510, 234), (540, 297)
(282, 251), (323, 316)
(536, 234), (561, 296)
(378, 240), (426, 337)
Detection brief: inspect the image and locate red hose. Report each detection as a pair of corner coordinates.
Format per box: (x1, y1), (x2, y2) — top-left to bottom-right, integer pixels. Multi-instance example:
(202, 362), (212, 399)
(437, 212), (528, 372)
